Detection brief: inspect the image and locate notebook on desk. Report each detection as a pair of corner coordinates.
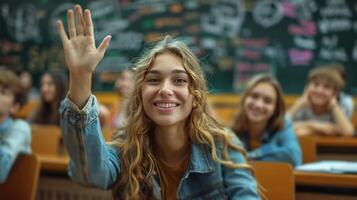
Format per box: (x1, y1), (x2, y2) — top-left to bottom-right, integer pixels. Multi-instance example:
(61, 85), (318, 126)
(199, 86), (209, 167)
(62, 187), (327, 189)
(296, 161), (357, 174)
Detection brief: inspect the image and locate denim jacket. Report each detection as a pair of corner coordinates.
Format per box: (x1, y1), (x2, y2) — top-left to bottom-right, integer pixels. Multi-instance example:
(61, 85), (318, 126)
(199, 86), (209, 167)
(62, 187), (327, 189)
(237, 116), (302, 167)
(0, 118), (31, 183)
(60, 95), (260, 199)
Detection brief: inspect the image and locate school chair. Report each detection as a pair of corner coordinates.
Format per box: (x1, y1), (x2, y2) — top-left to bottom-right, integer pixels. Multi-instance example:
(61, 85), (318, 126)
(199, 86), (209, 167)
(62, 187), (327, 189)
(14, 99), (39, 119)
(298, 136), (317, 163)
(102, 127), (116, 141)
(31, 124), (62, 155)
(0, 154), (41, 200)
(250, 161), (295, 200)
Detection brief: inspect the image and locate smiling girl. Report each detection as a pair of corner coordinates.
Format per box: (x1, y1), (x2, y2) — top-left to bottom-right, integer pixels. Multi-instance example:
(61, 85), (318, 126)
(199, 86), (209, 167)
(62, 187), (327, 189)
(58, 5), (260, 200)
(232, 74), (302, 167)
(288, 67), (354, 136)
(30, 71), (68, 125)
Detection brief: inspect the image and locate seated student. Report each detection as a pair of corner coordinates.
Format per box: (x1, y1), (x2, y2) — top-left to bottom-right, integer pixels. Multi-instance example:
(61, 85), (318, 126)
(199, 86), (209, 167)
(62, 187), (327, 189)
(30, 70), (110, 127)
(19, 71), (40, 101)
(289, 66), (354, 136)
(57, 5), (260, 199)
(232, 74), (301, 167)
(30, 71), (68, 125)
(110, 68), (134, 128)
(0, 68), (31, 183)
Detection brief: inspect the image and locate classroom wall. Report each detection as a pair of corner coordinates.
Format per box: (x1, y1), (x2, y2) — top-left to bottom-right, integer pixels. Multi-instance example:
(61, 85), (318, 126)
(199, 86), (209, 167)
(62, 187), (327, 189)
(1, 0), (356, 93)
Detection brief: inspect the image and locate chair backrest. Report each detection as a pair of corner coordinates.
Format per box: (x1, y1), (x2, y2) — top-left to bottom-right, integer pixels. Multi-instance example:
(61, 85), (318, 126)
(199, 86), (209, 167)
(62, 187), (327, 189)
(31, 125), (62, 155)
(14, 100), (39, 119)
(0, 154), (41, 200)
(298, 135), (316, 164)
(102, 128), (116, 141)
(250, 161), (295, 200)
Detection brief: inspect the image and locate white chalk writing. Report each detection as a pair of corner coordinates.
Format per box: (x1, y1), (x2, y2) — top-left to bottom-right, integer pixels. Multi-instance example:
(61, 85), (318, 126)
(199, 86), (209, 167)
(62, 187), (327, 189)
(253, 0), (283, 28)
(201, 0), (245, 37)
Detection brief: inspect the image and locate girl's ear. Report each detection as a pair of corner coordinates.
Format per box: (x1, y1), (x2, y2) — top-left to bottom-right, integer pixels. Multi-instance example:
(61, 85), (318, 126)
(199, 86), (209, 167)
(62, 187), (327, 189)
(192, 101), (197, 108)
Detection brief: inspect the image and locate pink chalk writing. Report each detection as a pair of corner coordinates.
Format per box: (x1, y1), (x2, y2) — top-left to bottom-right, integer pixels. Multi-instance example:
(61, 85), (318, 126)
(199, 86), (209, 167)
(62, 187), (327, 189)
(281, 2), (297, 18)
(241, 38), (269, 48)
(242, 49), (261, 60)
(288, 20), (316, 36)
(289, 48), (313, 65)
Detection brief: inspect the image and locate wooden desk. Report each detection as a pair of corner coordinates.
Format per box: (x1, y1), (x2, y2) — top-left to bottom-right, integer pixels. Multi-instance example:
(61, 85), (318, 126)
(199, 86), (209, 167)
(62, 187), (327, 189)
(37, 154), (69, 174)
(295, 171), (357, 200)
(314, 136), (357, 147)
(314, 136), (357, 162)
(35, 154), (112, 200)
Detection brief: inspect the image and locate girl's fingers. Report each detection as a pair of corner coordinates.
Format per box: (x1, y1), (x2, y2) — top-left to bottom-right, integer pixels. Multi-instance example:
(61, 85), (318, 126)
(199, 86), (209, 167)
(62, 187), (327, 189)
(97, 35), (112, 57)
(75, 5), (85, 35)
(57, 20), (69, 46)
(67, 9), (77, 38)
(84, 9), (94, 37)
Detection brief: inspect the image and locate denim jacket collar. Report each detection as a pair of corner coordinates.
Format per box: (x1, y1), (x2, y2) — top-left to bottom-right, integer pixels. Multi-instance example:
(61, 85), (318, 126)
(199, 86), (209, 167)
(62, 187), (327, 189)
(187, 143), (216, 173)
(151, 143), (216, 200)
(239, 129), (275, 151)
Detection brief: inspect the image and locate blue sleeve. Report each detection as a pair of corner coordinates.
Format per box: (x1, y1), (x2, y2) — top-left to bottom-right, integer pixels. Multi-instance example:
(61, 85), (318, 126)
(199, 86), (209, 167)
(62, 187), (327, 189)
(0, 120), (31, 183)
(339, 93), (354, 119)
(60, 95), (120, 189)
(248, 116), (302, 167)
(223, 133), (261, 200)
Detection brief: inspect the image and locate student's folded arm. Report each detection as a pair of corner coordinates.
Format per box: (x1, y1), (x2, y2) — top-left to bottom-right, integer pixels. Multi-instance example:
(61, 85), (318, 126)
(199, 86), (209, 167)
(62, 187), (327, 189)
(60, 95), (120, 189)
(222, 134), (261, 200)
(297, 121), (340, 136)
(331, 104), (354, 136)
(310, 122), (340, 135)
(248, 117), (302, 167)
(293, 121), (317, 136)
(0, 120), (31, 183)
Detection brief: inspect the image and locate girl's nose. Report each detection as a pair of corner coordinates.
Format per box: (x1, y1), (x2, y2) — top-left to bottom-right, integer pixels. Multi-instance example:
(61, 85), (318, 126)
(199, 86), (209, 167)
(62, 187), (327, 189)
(158, 80), (173, 97)
(254, 98), (265, 108)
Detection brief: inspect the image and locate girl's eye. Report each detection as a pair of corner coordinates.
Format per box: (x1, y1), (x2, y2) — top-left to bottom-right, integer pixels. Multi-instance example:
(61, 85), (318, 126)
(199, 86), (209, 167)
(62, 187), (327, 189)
(250, 93), (259, 99)
(146, 78), (160, 84)
(323, 83), (333, 90)
(175, 78), (188, 85)
(263, 97), (273, 104)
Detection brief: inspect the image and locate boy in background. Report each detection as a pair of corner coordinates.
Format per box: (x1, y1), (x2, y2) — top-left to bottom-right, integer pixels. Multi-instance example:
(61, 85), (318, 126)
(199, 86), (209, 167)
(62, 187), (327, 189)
(0, 68), (31, 183)
(289, 66), (354, 136)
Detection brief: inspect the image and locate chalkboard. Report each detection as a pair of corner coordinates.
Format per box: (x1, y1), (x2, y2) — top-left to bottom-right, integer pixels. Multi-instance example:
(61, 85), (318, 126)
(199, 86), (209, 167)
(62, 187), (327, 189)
(1, 0), (356, 94)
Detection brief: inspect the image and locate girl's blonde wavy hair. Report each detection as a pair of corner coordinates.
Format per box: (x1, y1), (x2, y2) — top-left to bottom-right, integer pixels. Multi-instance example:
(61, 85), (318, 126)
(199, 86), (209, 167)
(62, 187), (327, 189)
(111, 36), (258, 200)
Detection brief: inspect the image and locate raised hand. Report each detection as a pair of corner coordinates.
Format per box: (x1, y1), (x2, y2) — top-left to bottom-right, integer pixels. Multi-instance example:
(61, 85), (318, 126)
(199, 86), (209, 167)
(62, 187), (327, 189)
(57, 5), (111, 75)
(57, 5), (111, 108)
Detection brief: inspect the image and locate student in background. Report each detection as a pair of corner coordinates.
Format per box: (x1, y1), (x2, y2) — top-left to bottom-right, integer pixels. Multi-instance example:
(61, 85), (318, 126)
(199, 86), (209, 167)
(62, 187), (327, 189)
(19, 71), (40, 101)
(289, 66), (354, 136)
(58, 5), (260, 199)
(110, 68), (134, 128)
(30, 71), (68, 125)
(232, 74), (301, 167)
(0, 68), (31, 183)
(328, 63), (354, 119)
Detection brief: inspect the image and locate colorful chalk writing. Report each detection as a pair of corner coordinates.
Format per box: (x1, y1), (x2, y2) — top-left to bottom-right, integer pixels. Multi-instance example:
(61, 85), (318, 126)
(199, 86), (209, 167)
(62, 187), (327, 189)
(0, 0), (356, 93)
